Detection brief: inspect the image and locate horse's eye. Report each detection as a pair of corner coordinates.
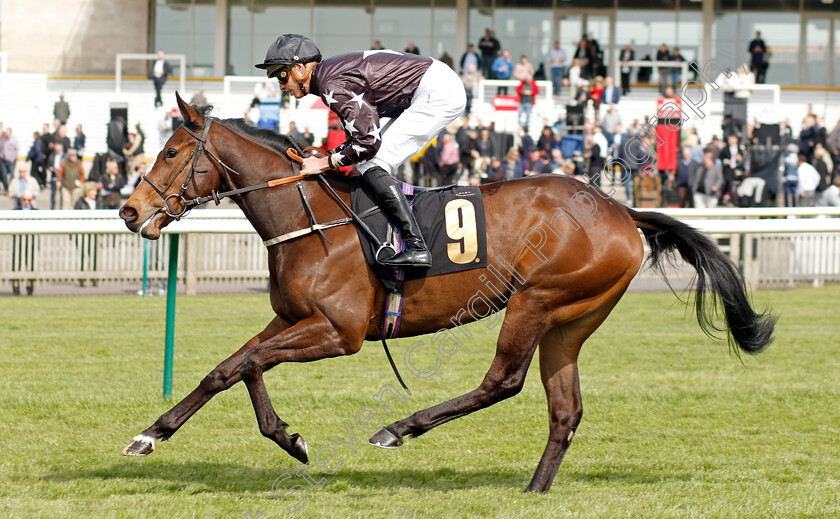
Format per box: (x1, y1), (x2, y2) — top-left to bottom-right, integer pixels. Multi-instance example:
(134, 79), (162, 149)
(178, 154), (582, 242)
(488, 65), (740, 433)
(166, 148), (178, 158)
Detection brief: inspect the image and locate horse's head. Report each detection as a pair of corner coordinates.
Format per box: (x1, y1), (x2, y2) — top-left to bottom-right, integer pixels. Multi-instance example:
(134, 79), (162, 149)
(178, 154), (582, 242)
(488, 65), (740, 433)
(119, 92), (225, 239)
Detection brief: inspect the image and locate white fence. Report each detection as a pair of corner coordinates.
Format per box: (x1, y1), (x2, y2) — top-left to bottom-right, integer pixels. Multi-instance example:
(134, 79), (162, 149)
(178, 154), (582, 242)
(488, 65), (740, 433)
(2, 208), (839, 294)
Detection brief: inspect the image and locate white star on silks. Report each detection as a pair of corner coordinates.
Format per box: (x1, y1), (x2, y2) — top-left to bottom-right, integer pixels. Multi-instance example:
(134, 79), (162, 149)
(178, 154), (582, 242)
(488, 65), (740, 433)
(334, 152), (345, 164)
(351, 144), (366, 154)
(362, 49), (403, 59)
(368, 123), (381, 143)
(323, 90), (337, 106)
(349, 92), (366, 109)
(343, 118), (358, 134)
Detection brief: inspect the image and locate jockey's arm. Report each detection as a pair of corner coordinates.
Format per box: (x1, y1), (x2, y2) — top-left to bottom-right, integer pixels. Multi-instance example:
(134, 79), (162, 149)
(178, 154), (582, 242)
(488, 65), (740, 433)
(317, 82), (383, 169)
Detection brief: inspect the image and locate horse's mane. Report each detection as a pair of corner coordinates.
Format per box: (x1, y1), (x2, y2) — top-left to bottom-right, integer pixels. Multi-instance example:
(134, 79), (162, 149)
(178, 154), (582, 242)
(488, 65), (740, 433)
(185, 104), (305, 155)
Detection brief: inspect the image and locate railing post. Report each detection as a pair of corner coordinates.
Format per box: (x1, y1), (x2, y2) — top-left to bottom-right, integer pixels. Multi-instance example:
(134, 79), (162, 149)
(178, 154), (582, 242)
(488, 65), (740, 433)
(142, 239), (149, 296)
(743, 232), (755, 290)
(163, 233), (179, 400)
(184, 233), (198, 296)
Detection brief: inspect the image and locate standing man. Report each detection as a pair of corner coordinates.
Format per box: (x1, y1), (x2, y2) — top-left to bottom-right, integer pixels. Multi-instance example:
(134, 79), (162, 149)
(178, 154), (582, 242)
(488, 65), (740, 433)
(73, 124), (86, 157)
(53, 94), (71, 125)
(149, 51), (173, 108)
(257, 34), (465, 269)
(748, 31), (766, 84)
(57, 149), (84, 210)
(675, 147), (700, 208)
(719, 132), (744, 205)
(460, 43), (480, 75)
(601, 76), (620, 106)
(655, 43), (670, 96)
(546, 41), (567, 96)
(619, 43), (634, 95)
(478, 28), (500, 79)
(693, 151), (723, 209)
(491, 49), (513, 94)
(1, 127), (19, 193)
(669, 47), (685, 89)
(46, 142), (65, 209)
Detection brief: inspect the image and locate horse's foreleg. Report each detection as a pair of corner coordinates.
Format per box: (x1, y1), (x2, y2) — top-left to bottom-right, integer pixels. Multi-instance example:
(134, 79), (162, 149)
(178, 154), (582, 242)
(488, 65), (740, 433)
(370, 302), (543, 448)
(122, 315), (291, 456)
(239, 315), (361, 464)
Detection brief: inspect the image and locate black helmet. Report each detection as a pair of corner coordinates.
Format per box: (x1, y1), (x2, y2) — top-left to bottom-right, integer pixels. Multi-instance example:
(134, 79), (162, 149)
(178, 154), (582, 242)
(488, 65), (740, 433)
(256, 34), (321, 75)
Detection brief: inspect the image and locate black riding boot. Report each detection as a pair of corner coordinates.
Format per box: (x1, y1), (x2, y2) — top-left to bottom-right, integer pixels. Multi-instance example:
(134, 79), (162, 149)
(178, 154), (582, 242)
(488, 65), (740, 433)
(363, 166), (432, 269)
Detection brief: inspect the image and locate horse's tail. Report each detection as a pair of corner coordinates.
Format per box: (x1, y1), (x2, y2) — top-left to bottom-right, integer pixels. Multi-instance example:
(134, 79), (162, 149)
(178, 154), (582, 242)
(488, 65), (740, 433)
(626, 207), (776, 356)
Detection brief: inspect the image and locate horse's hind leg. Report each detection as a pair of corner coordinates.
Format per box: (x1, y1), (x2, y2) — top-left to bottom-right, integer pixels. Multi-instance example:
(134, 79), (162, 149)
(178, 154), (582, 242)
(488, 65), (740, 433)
(123, 315), (291, 456)
(369, 299), (544, 447)
(525, 305), (617, 493)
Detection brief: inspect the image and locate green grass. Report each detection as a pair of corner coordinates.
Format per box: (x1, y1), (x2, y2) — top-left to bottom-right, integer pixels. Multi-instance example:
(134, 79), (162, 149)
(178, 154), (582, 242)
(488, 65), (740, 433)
(0, 286), (838, 518)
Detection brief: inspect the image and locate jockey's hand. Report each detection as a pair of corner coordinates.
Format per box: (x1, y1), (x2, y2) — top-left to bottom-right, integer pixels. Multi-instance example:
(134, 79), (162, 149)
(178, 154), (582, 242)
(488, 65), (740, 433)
(301, 155), (331, 175)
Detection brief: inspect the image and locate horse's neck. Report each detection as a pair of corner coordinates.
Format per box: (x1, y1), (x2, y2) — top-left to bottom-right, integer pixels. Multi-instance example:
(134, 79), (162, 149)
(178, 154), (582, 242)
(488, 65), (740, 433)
(213, 133), (309, 243)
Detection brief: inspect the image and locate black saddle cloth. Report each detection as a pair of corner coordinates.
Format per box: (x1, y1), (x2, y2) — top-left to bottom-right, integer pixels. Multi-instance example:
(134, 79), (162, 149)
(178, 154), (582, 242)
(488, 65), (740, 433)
(350, 178), (487, 292)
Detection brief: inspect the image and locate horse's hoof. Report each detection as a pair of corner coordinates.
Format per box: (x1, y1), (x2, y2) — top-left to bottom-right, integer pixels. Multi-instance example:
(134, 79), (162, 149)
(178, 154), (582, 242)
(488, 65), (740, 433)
(122, 434), (155, 456)
(369, 427), (403, 449)
(290, 433), (309, 464)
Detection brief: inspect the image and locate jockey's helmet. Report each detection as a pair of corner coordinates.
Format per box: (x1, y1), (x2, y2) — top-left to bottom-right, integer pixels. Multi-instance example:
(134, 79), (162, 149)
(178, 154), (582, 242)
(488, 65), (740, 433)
(256, 34), (321, 80)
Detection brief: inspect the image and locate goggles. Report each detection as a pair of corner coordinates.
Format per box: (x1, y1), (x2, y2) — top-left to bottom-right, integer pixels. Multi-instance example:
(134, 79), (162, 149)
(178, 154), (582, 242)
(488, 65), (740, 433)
(266, 64), (291, 83)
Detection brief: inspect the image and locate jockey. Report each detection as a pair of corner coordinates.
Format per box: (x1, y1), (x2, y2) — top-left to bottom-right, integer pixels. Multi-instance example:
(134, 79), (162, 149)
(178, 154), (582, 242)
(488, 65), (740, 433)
(256, 34), (466, 270)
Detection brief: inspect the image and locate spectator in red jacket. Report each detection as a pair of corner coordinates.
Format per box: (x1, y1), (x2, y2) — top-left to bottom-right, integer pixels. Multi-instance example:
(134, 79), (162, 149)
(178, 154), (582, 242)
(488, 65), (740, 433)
(516, 78), (539, 130)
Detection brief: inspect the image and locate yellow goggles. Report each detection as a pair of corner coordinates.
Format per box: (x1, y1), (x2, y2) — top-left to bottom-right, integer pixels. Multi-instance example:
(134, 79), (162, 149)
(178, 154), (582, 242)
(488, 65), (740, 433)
(266, 64), (291, 82)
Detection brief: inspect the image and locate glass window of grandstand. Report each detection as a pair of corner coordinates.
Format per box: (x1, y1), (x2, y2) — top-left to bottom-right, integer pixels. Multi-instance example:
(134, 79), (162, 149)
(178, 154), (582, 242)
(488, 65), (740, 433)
(313, 3), (372, 59)
(557, 14), (583, 70)
(615, 10), (678, 85)
(676, 11), (703, 65)
(711, 11), (738, 76)
(804, 18), (830, 86)
(739, 12), (800, 86)
(155, 0), (217, 77)
(432, 0), (457, 61)
(492, 8), (552, 73)
(228, 0), (312, 77)
(836, 20), (840, 87)
(373, 1), (433, 57)
(468, 0), (493, 61)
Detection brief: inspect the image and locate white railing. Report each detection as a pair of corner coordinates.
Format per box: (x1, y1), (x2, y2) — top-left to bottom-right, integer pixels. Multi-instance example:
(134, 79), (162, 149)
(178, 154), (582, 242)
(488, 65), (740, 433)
(2, 208), (839, 293)
(0, 51), (7, 90)
(475, 79), (555, 112)
(613, 60), (690, 88)
(115, 53), (186, 95)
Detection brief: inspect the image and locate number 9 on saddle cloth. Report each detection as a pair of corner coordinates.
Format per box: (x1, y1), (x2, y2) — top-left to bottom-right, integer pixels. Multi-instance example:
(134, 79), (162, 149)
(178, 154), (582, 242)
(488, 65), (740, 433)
(351, 177), (488, 293)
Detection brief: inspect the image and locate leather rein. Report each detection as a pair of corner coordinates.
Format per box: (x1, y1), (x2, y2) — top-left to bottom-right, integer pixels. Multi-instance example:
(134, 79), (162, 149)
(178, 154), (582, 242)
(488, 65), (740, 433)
(140, 118), (320, 220)
(140, 117), (388, 252)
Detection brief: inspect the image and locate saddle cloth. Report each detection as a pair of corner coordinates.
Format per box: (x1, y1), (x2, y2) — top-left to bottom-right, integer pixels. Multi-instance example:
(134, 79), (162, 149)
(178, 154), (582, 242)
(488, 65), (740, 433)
(350, 178), (487, 293)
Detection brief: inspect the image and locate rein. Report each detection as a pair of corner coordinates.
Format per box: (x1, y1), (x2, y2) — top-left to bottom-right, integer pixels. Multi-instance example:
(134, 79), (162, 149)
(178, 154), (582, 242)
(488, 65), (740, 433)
(141, 118), (320, 220)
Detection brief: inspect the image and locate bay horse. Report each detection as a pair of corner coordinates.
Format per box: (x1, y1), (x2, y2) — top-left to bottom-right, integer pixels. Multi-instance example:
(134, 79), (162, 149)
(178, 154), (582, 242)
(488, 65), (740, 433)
(118, 94), (775, 493)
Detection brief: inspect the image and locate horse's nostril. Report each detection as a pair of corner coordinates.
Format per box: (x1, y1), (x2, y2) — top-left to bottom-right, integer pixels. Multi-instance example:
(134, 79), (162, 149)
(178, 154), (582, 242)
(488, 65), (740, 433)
(120, 206), (137, 222)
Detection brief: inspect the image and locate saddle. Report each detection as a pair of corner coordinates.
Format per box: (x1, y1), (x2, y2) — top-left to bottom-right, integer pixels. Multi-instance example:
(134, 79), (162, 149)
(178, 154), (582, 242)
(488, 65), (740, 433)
(350, 177), (488, 294)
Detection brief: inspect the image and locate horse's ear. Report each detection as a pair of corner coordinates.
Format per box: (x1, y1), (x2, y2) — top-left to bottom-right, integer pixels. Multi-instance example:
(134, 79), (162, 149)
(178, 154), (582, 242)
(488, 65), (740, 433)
(176, 91), (203, 126)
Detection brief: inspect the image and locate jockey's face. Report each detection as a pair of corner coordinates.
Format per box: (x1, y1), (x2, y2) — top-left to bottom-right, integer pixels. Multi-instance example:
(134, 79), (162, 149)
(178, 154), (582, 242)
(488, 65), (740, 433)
(278, 63), (309, 99)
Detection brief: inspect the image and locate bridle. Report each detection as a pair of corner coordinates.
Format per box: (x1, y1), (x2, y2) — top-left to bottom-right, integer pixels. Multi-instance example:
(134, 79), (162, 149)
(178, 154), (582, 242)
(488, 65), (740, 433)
(140, 117), (316, 220)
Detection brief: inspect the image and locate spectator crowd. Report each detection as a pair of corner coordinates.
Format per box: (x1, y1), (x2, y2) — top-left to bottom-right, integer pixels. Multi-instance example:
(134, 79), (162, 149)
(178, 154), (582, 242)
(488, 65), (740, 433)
(4, 31), (836, 212)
